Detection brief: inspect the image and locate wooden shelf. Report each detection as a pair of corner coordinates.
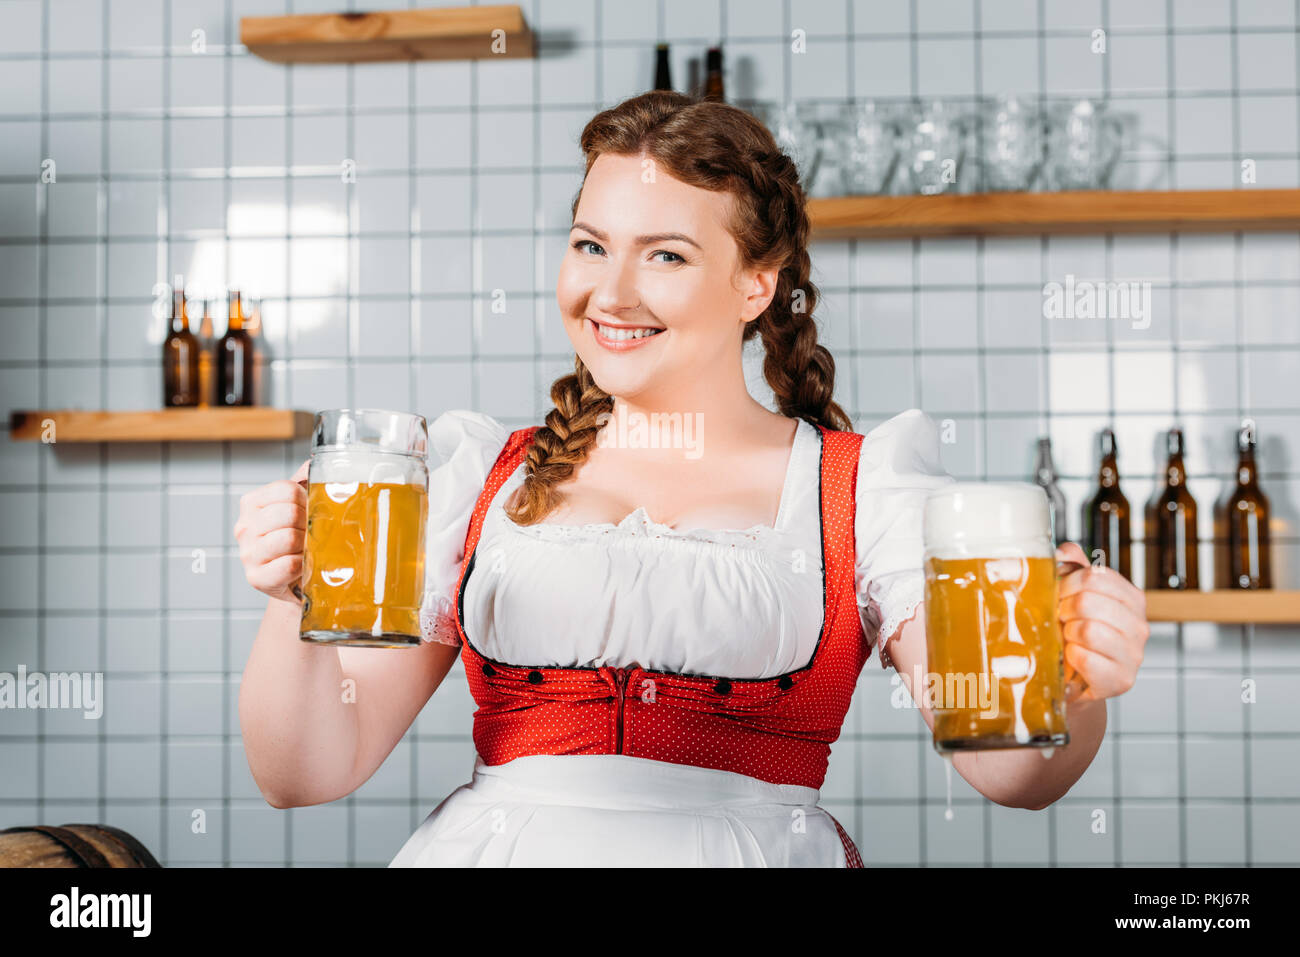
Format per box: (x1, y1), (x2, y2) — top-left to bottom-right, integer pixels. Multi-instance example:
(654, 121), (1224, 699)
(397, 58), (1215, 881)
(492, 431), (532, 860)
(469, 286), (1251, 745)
(240, 4), (534, 63)
(8, 409), (315, 443)
(807, 188), (1300, 239)
(1143, 590), (1300, 624)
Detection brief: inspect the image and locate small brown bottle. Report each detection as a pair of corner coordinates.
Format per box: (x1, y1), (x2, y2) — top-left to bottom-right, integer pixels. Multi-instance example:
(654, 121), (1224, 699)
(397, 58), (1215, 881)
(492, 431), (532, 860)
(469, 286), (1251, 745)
(1083, 428), (1132, 579)
(1222, 423), (1272, 589)
(1034, 436), (1068, 547)
(1145, 427), (1199, 590)
(216, 289), (254, 406)
(654, 43), (672, 92)
(196, 298), (215, 407)
(702, 47), (724, 101)
(163, 277), (200, 407)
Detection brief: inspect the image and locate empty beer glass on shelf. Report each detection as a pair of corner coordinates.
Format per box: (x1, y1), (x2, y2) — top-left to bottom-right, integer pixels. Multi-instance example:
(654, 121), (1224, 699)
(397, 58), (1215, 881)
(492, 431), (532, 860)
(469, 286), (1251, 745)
(805, 102), (853, 198)
(1045, 98), (1123, 190)
(299, 409), (430, 648)
(979, 94), (1045, 191)
(842, 100), (901, 195)
(902, 99), (968, 195)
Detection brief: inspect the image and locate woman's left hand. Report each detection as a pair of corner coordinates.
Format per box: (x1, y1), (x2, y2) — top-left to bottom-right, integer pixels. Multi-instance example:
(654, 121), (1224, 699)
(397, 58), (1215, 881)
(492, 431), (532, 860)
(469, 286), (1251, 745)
(1055, 541), (1150, 703)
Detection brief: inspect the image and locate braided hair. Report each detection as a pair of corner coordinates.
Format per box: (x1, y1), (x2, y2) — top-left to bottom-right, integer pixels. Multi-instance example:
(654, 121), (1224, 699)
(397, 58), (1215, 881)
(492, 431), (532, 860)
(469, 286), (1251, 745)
(505, 90), (851, 525)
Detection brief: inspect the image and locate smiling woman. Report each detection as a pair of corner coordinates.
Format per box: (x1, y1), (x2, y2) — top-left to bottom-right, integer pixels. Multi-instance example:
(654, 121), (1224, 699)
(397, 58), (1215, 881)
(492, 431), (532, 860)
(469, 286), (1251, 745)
(236, 90), (1134, 869)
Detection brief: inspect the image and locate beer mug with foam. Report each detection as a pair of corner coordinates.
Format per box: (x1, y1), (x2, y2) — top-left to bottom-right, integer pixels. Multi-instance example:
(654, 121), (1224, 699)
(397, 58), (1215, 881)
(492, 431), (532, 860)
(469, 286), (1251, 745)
(922, 482), (1084, 753)
(298, 410), (429, 648)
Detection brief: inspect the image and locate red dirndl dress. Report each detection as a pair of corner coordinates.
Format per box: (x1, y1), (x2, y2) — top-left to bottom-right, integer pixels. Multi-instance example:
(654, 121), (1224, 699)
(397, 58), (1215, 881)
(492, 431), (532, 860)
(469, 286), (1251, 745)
(392, 423), (873, 867)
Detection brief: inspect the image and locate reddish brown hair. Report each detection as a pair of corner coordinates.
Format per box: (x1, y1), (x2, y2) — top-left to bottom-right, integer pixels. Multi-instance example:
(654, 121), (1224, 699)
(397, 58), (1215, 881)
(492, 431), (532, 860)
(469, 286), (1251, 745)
(506, 90), (851, 524)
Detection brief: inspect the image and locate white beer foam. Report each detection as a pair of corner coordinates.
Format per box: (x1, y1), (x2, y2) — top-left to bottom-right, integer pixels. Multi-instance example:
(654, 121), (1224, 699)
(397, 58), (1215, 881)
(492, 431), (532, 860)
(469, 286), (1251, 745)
(923, 482), (1054, 560)
(310, 449), (424, 488)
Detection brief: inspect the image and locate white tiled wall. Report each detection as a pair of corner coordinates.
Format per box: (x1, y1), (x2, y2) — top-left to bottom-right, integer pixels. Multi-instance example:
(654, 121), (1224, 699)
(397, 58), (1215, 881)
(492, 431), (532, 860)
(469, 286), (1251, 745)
(0, 0), (1297, 866)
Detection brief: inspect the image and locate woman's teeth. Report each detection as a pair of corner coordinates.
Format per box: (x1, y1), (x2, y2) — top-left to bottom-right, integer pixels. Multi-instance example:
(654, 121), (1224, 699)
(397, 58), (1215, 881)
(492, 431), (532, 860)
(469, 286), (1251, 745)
(599, 324), (663, 341)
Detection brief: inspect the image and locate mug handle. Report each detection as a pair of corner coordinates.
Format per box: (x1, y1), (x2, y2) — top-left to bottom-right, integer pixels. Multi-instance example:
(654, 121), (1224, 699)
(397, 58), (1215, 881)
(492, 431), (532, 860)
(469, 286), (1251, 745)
(1055, 558), (1091, 702)
(290, 464), (310, 606)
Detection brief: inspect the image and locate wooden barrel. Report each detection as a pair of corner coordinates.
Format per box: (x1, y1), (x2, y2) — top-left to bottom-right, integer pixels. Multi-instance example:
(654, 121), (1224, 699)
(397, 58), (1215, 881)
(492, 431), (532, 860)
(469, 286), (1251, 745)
(0, 824), (162, 868)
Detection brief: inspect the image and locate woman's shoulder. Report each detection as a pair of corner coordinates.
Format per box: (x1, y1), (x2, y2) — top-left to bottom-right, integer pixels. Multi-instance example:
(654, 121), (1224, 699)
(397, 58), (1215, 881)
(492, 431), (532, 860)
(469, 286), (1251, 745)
(428, 409), (517, 466)
(847, 408), (955, 542)
(850, 408), (949, 483)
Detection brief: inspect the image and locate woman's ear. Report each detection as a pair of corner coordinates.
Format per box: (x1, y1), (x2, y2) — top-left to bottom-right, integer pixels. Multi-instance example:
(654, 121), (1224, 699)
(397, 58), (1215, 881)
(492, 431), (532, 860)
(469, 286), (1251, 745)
(738, 265), (780, 323)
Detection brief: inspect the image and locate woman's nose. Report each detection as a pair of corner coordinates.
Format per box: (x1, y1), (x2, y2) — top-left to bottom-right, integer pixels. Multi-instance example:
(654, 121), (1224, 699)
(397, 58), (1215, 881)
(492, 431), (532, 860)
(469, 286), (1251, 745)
(589, 257), (640, 312)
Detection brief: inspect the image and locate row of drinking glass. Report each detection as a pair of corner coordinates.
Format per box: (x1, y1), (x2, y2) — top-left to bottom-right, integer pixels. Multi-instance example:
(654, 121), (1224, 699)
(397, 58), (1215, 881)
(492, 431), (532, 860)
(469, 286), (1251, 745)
(751, 96), (1125, 198)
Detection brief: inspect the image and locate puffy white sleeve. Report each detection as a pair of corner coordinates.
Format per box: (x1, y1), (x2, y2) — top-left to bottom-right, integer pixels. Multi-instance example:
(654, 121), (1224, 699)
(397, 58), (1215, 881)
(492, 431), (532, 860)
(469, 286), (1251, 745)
(854, 409), (956, 669)
(418, 409), (512, 646)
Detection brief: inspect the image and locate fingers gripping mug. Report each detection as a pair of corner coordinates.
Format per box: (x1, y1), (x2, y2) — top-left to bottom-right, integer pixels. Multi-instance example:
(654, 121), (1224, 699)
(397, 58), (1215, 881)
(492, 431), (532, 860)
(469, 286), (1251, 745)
(298, 409), (429, 648)
(921, 483), (1088, 754)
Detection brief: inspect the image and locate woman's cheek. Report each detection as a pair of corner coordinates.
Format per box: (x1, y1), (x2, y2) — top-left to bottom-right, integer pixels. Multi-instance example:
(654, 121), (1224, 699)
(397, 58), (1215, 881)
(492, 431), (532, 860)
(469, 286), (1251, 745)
(554, 258), (582, 315)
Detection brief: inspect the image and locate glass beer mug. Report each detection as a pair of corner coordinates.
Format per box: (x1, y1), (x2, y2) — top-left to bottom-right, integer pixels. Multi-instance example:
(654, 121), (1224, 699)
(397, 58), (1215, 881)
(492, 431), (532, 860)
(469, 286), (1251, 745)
(298, 409), (429, 648)
(921, 482), (1087, 754)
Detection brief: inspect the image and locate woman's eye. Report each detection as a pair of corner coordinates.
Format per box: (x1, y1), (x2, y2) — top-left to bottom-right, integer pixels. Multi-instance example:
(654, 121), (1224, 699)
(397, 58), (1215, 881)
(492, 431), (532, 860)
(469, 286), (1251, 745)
(573, 240), (604, 255)
(651, 250), (683, 264)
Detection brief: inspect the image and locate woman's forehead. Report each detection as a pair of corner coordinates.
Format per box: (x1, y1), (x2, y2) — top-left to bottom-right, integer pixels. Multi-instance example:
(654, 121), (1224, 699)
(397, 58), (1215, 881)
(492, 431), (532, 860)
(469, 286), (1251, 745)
(578, 153), (735, 237)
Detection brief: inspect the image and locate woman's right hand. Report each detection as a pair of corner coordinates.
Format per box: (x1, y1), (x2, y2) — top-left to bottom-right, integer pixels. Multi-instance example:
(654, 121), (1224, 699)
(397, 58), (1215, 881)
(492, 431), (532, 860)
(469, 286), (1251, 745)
(235, 460), (309, 604)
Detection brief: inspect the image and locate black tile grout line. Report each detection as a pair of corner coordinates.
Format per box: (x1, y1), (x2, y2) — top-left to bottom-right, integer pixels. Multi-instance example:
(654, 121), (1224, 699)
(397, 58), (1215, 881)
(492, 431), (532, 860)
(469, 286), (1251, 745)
(1100, 0), (1124, 869)
(6, 21), (1300, 62)
(781, 0), (790, 106)
(1230, 0), (1252, 869)
(406, 0), (420, 844)
(221, 0), (233, 871)
(1032, 0), (1058, 869)
(34, 0), (48, 836)
(158, 0), (171, 869)
(973, 0), (993, 870)
(8, 143), (1300, 185)
(281, 0), (297, 871)
(907, 0), (927, 871)
(532, 0), (547, 433)
(344, 0), (356, 871)
(96, 0), (109, 835)
(9, 83), (1300, 123)
(1164, 0), (1188, 870)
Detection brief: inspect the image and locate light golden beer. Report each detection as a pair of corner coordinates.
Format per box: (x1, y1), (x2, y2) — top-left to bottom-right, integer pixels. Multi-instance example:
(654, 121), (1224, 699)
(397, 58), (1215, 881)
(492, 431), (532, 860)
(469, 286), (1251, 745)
(924, 555), (1067, 751)
(300, 481), (428, 645)
(922, 483), (1069, 753)
(298, 409), (430, 648)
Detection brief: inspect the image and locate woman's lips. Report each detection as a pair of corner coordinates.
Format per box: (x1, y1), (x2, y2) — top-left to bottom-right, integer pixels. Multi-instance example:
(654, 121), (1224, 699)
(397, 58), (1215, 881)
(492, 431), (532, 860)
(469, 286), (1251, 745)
(588, 318), (666, 352)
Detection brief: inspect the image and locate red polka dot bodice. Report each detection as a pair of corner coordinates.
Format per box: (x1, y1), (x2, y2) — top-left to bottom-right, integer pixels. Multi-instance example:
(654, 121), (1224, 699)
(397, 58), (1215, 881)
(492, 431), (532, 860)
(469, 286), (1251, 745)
(453, 424), (869, 793)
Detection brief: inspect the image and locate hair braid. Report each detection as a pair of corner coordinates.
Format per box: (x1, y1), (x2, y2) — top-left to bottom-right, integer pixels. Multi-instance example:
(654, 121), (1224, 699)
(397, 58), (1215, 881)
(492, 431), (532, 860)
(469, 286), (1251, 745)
(504, 355), (613, 525)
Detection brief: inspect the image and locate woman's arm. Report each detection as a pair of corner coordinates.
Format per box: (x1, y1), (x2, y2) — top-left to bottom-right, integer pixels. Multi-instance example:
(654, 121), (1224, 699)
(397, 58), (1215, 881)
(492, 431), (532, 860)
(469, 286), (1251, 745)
(234, 464), (462, 809)
(881, 542), (1147, 810)
(238, 597), (460, 809)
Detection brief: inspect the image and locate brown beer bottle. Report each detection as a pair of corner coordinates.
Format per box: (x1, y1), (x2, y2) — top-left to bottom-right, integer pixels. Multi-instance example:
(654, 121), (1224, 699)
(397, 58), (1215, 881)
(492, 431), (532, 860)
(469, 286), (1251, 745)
(654, 43), (672, 92)
(162, 278), (200, 407)
(1145, 427), (1199, 590)
(1034, 437), (1068, 547)
(196, 298), (215, 407)
(702, 47), (724, 101)
(1223, 424), (1272, 589)
(216, 289), (254, 406)
(1083, 428), (1132, 578)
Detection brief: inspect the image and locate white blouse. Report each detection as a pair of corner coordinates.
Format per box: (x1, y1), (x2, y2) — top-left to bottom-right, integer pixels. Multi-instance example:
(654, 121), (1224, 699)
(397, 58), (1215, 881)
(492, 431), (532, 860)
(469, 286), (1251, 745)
(417, 408), (955, 676)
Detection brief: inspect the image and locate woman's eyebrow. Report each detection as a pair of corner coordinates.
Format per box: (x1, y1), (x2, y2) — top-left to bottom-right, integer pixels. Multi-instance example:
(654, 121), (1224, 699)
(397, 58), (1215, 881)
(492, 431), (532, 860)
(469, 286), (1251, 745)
(571, 221), (702, 250)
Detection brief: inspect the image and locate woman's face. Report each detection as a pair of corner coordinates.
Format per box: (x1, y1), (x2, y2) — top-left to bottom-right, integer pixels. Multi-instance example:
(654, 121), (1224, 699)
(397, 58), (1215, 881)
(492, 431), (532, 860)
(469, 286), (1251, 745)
(556, 152), (776, 405)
